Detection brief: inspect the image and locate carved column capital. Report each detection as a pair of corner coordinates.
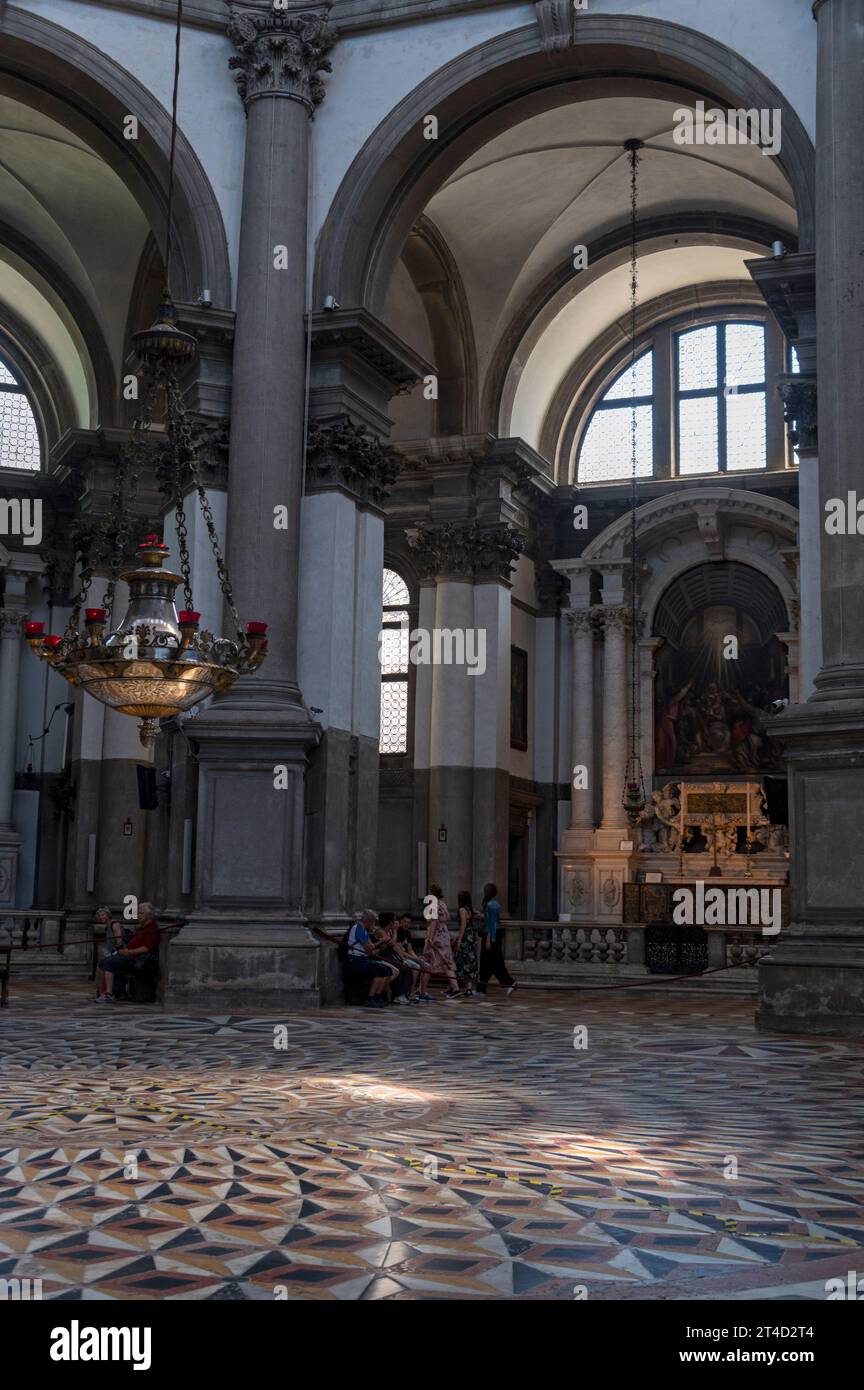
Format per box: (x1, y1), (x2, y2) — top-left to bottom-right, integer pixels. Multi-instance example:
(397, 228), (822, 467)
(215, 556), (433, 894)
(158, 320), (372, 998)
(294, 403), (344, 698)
(601, 605), (632, 636)
(407, 520), (526, 584)
(227, 9), (337, 110)
(0, 609), (28, 639)
(778, 374), (818, 454)
(567, 607), (599, 637)
(305, 416), (401, 506)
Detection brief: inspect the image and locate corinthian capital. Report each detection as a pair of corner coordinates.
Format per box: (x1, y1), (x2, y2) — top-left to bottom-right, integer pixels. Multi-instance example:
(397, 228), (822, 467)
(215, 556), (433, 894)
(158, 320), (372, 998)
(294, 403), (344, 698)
(227, 8), (337, 110)
(567, 607), (598, 637)
(0, 609), (28, 638)
(602, 605), (632, 636)
(778, 374), (818, 454)
(407, 520), (526, 583)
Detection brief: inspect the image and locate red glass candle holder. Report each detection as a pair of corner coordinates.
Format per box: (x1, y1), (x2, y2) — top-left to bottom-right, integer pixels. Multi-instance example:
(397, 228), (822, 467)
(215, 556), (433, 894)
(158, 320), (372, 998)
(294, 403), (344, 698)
(246, 621), (268, 636)
(24, 621), (45, 637)
(178, 610), (201, 625)
(43, 635), (62, 650)
(85, 608), (107, 622)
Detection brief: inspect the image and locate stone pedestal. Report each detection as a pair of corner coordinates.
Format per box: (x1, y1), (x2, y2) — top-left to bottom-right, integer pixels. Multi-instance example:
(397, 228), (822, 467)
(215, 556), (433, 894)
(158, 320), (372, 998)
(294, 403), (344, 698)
(162, 707), (321, 1010)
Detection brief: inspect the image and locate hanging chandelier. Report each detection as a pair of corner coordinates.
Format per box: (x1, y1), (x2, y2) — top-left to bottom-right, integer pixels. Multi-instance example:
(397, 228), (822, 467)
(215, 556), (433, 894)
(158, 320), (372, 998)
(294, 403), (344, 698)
(23, 0), (267, 747)
(622, 138), (647, 828)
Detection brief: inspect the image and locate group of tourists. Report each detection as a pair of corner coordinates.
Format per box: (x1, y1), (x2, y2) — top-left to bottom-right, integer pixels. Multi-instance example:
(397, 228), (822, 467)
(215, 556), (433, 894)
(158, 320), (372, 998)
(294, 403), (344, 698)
(317, 884), (517, 1009)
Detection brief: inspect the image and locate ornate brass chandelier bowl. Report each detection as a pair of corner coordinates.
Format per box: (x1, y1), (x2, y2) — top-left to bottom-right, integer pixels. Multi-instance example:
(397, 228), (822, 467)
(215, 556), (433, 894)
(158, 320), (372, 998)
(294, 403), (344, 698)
(26, 537), (267, 747)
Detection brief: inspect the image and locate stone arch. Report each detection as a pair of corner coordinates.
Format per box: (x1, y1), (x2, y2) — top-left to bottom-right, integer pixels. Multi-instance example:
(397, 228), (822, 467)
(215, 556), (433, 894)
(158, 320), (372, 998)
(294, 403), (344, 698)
(582, 487), (799, 636)
(0, 218), (113, 431)
(314, 15), (815, 317)
(0, 7), (232, 310)
(401, 216), (479, 435)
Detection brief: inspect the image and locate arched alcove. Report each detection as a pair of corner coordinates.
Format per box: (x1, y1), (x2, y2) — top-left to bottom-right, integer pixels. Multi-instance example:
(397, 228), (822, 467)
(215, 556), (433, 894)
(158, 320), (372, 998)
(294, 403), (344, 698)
(653, 561), (790, 777)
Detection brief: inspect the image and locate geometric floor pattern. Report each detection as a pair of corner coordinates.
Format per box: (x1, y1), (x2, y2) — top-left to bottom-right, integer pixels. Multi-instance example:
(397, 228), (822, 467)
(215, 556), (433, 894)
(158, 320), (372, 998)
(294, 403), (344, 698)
(2, 983), (864, 1300)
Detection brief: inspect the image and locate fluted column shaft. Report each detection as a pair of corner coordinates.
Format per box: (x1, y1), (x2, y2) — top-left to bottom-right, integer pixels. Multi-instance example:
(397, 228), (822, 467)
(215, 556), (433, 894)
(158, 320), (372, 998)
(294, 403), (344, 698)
(569, 610), (595, 829)
(601, 608), (629, 830)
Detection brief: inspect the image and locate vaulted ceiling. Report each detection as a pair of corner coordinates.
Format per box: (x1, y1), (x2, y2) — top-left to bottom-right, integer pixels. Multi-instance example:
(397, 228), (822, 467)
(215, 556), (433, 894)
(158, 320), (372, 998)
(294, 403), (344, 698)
(0, 81), (151, 430)
(385, 83), (798, 466)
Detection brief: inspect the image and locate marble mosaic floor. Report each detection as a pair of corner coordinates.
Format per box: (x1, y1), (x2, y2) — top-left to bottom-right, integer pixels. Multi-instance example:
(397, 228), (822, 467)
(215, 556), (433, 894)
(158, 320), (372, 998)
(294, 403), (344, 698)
(1, 982), (863, 1300)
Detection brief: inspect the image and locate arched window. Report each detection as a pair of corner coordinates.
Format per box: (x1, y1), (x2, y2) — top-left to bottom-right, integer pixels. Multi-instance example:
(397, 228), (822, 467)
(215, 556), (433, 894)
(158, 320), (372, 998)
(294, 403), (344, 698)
(676, 322), (767, 474)
(578, 349), (654, 483)
(379, 567), (411, 756)
(0, 356), (41, 471)
(575, 316), (781, 484)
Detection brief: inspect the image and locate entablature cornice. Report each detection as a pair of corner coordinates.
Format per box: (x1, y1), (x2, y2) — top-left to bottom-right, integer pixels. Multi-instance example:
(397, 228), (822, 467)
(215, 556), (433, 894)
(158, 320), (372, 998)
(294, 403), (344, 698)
(308, 308), (432, 396)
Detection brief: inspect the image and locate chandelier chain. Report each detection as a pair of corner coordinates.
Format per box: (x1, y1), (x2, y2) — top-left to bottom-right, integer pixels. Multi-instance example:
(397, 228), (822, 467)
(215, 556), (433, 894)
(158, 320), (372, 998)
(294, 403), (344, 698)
(623, 139), (646, 825)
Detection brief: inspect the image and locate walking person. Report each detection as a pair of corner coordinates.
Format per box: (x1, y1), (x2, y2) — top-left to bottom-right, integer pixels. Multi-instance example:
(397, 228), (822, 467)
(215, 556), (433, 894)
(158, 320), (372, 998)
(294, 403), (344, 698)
(417, 884), (461, 1000)
(453, 890), (480, 996)
(476, 882), (517, 998)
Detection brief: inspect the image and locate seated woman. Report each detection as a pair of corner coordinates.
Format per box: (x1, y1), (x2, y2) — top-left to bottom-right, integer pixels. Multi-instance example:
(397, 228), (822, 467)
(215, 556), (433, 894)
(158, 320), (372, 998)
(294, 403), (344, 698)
(93, 906), (129, 1000)
(376, 913), (418, 1005)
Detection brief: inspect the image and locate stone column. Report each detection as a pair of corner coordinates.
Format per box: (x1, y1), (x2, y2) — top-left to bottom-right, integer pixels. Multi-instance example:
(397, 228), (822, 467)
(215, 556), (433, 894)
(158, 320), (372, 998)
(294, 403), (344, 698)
(600, 607), (630, 832)
(757, 0), (864, 1035)
(568, 609), (595, 830)
(811, 0), (864, 700)
(408, 520), (522, 909)
(0, 610), (24, 906)
(300, 314), (429, 932)
(222, 7), (336, 708)
(164, 9), (336, 1010)
(778, 375), (820, 697)
(638, 637), (663, 794)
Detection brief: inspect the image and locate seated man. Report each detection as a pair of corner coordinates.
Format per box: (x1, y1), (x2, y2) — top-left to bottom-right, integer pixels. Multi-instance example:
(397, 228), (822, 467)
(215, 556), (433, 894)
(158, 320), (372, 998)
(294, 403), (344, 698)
(345, 909), (398, 1009)
(96, 902), (160, 1002)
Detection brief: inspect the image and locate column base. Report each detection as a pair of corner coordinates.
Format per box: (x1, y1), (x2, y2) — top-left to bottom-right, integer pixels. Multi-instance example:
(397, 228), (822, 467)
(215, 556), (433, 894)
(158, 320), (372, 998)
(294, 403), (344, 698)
(163, 699), (323, 1009)
(757, 937), (864, 1037)
(162, 921), (329, 1011)
(755, 694), (864, 1036)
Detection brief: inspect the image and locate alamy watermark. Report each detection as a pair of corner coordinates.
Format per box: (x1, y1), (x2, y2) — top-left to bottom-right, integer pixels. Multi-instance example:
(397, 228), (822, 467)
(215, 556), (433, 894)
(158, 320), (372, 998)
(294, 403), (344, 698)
(673, 101), (782, 158)
(0, 497), (41, 545)
(379, 618), (486, 676)
(672, 881), (782, 936)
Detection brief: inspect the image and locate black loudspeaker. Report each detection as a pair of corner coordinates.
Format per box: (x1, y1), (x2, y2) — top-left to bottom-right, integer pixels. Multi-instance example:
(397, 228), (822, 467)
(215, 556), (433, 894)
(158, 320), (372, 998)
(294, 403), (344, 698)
(137, 764), (159, 811)
(763, 777), (789, 826)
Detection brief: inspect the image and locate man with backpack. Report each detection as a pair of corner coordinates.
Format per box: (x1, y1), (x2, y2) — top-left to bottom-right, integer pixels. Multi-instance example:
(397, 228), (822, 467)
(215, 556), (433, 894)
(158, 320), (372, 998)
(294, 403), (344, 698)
(314, 911), (398, 1008)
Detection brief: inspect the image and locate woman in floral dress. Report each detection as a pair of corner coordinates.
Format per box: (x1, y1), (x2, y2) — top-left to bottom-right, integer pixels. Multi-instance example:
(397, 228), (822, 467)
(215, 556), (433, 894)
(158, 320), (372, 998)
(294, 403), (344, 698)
(417, 884), (461, 1000)
(453, 890), (480, 995)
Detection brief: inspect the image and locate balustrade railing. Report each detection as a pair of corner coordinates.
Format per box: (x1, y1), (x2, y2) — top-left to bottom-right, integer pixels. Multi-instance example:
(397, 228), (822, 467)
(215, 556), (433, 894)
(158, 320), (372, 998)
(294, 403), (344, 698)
(504, 919), (772, 989)
(0, 910), (66, 952)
